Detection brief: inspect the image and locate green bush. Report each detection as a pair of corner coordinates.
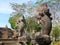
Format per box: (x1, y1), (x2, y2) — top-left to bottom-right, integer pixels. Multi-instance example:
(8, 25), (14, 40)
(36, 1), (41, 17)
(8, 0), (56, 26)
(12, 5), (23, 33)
(52, 26), (60, 41)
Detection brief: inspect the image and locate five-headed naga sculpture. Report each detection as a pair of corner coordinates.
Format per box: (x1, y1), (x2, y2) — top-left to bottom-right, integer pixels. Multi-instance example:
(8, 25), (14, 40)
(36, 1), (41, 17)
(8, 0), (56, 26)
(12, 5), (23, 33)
(35, 3), (52, 45)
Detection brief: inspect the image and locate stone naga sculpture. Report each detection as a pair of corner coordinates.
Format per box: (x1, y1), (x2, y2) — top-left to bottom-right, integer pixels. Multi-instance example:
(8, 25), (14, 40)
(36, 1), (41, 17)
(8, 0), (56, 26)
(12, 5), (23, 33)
(15, 16), (31, 45)
(35, 3), (52, 45)
(16, 16), (26, 37)
(35, 3), (52, 35)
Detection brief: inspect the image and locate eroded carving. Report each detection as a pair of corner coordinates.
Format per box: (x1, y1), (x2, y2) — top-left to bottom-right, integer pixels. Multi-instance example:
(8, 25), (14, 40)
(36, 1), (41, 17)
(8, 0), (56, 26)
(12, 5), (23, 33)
(35, 3), (52, 45)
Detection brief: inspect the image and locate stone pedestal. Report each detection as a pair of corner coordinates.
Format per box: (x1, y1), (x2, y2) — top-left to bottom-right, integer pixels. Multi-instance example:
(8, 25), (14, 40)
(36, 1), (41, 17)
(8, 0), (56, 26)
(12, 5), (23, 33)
(35, 35), (51, 45)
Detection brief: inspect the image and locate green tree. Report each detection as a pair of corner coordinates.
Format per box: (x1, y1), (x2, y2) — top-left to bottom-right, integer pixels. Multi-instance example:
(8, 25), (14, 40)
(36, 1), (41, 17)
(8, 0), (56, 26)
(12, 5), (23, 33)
(9, 3), (25, 29)
(9, 14), (22, 29)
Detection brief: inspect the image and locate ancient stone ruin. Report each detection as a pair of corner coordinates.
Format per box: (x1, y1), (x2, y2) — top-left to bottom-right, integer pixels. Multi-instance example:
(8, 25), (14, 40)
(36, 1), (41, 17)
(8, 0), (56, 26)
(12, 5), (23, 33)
(0, 3), (52, 45)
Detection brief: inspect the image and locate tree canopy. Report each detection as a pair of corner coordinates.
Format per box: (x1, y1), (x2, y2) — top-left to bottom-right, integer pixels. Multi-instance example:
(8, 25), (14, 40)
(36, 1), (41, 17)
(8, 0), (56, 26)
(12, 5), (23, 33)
(9, 0), (60, 29)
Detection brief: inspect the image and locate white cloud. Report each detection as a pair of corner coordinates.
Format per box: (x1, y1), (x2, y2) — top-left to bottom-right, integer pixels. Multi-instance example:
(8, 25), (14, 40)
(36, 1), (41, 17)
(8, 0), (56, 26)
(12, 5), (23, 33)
(0, 2), (13, 14)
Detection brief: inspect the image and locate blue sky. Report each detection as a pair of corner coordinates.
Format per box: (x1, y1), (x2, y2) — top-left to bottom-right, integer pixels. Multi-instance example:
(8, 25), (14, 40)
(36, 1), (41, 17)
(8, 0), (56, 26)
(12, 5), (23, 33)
(0, 0), (37, 28)
(1, 0), (58, 28)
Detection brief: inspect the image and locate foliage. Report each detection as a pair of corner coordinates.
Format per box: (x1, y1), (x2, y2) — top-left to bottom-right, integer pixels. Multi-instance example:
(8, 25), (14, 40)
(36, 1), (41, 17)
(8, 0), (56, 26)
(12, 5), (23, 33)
(26, 17), (41, 32)
(9, 3), (37, 30)
(52, 26), (60, 40)
(9, 14), (22, 29)
(29, 42), (32, 45)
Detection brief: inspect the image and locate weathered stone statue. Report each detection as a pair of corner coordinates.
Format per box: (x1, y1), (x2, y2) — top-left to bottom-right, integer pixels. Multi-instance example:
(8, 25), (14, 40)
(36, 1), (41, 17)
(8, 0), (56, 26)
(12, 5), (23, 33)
(15, 16), (31, 45)
(35, 3), (52, 45)
(16, 16), (26, 37)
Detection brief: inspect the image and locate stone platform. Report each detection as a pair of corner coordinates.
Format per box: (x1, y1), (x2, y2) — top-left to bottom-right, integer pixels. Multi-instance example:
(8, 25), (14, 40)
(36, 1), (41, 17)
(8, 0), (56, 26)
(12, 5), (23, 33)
(0, 39), (18, 45)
